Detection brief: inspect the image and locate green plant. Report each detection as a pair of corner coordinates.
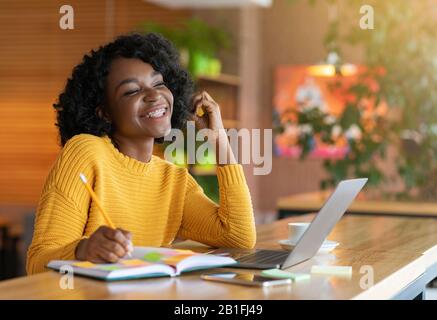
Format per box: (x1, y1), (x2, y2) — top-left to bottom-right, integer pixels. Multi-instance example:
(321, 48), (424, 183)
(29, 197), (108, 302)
(141, 18), (231, 78)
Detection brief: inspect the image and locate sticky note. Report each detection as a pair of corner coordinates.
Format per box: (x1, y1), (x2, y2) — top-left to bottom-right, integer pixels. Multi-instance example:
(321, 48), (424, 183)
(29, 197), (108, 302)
(261, 269), (311, 281)
(99, 265), (122, 271)
(120, 259), (148, 267)
(311, 265), (353, 276)
(163, 249), (195, 256)
(173, 249), (195, 254)
(143, 252), (163, 262)
(72, 261), (96, 268)
(163, 254), (192, 266)
(196, 106), (205, 117)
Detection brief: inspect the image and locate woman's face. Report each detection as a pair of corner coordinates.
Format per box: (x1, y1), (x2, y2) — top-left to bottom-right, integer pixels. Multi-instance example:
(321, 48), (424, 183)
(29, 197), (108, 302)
(103, 57), (174, 140)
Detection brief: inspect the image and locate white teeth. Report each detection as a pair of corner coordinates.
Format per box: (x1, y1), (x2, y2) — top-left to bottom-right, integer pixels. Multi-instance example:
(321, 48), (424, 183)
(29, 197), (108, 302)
(146, 107), (166, 118)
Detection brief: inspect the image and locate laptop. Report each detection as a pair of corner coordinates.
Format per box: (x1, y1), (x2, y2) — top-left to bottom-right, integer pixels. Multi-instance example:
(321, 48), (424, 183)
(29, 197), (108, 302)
(211, 178), (368, 270)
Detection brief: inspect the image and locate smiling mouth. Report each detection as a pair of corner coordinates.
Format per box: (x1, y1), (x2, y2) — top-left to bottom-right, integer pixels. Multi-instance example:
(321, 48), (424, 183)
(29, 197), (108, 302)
(141, 106), (169, 119)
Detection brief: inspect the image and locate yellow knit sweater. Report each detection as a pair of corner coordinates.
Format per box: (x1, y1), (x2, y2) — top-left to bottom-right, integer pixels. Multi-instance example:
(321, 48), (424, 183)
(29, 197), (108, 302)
(27, 134), (256, 274)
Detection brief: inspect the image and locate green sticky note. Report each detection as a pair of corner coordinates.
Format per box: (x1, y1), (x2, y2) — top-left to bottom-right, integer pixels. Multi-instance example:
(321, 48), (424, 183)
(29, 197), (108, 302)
(143, 251), (163, 262)
(310, 265), (352, 277)
(100, 265), (122, 271)
(261, 269), (311, 281)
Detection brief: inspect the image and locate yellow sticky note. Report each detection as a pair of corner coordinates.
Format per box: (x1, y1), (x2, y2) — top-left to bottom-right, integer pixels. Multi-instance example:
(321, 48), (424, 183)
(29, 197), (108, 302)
(73, 261), (96, 268)
(120, 259), (148, 266)
(163, 254), (193, 266)
(173, 249), (195, 254)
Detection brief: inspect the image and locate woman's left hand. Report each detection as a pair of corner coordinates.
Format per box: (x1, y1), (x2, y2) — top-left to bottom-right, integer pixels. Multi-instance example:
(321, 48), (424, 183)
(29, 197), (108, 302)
(191, 91), (237, 165)
(191, 91), (225, 141)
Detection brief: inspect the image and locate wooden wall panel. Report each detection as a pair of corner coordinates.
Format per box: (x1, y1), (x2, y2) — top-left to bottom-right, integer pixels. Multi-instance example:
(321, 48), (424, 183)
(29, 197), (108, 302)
(0, 0), (190, 206)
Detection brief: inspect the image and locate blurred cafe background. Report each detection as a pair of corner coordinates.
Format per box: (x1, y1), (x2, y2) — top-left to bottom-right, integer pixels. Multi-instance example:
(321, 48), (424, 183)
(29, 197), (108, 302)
(0, 0), (436, 283)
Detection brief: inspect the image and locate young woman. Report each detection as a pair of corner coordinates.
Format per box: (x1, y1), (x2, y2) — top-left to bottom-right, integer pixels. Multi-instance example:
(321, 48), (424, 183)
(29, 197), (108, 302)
(26, 33), (256, 274)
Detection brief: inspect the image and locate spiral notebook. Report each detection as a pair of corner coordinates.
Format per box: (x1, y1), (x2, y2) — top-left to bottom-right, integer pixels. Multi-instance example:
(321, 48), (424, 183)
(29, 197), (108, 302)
(47, 246), (236, 281)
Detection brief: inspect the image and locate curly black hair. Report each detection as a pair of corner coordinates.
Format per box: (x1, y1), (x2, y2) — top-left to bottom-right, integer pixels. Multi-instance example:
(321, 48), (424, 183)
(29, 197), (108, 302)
(54, 32), (194, 146)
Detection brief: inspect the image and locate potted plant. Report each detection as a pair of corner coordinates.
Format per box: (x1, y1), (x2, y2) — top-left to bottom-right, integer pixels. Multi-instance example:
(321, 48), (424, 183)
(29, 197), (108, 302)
(141, 18), (231, 78)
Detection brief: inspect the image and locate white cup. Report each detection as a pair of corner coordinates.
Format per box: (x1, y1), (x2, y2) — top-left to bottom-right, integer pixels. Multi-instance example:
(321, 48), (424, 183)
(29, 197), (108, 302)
(288, 222), (310, 244)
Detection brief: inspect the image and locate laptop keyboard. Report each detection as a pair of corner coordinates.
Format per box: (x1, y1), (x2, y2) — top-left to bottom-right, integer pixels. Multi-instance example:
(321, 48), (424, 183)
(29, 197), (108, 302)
(235, 250), (290, 264)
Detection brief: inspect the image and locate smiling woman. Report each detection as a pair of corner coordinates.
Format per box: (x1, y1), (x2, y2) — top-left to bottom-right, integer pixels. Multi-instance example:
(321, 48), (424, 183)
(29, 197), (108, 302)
(101, 57), (175, 162)
(26, 33), (256, 274)
(54, 33), (192, 147)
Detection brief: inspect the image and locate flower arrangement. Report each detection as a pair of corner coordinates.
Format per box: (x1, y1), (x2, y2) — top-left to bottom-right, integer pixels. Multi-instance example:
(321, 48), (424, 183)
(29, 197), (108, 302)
(274, 68), (390, 190)
(284, 0), (437, 201)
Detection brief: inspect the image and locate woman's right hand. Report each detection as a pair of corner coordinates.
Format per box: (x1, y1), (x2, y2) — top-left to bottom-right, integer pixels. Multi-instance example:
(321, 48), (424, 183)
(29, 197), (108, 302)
(75, 226), (132, 263)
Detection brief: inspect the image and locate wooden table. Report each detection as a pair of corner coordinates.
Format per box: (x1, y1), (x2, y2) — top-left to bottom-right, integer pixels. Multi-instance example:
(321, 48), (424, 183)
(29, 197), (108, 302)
(277, 190), (437, 219)
(0, 214), (437, 300)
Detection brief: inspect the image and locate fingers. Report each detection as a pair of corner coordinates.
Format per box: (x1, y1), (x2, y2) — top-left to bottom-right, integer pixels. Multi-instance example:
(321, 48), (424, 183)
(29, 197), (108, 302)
(191, 91), (226, 132)
(85, 244), (120, 264)
(195, 98), (219, 115)
(90, 239), (127, 263)
(119, 228), (134, 255)
(102, 227), (131, 249)
(96, 247), (121, 263)
(192, 91), (218, 115)
(192, 94), (205, 117)
(192, 93), (205, 119)
(192, 91), (209, 103)
(101, 240), (127, 258)
(79, 226), (134, 263)
(84, 226), (133, 263)
(202, 91), (214, 102)
(192, 92), (203, 108)
(119, 228), (132, 241)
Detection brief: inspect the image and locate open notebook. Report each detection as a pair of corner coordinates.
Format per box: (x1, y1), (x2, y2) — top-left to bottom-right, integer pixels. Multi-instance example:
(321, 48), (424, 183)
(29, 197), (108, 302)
(47, 247), (236, 281)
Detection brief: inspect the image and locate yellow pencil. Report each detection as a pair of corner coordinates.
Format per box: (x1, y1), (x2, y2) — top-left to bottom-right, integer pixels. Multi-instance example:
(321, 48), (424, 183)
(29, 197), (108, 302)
(79, 173), (115, 228)
(79, 172), (133, 257)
